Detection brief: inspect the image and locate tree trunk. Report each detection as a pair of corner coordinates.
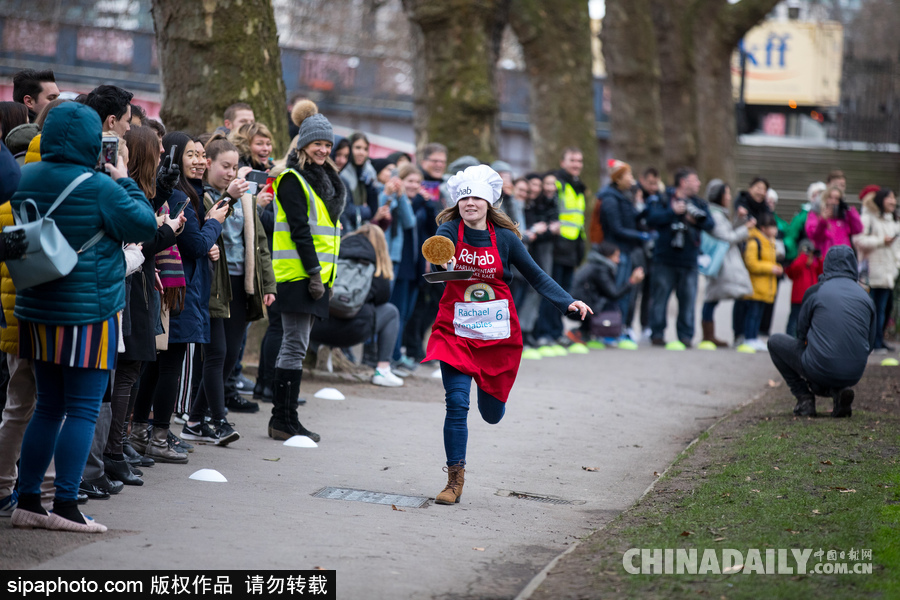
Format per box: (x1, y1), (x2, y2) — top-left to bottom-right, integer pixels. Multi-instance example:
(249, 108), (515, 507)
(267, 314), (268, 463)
(651, 0), (697, 178)
(645, 0), (780, 186)
(402, 0), (509, 163)
(601, 0), (665, 179)
(509, 0), (600, 193)
(150, 0), (288, 152)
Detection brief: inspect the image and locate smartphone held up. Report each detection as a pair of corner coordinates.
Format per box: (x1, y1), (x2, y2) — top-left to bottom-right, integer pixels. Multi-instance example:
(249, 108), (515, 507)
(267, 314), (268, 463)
(96, 136), (119, 174)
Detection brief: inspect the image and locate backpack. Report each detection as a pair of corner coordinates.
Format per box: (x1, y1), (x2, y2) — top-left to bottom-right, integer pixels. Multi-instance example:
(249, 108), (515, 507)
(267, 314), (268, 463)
(328, 257), (375, 319)
(5, 172), (106, 290)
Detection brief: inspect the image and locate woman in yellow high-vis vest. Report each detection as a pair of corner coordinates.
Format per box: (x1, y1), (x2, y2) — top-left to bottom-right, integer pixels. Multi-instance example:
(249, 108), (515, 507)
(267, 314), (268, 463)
(268, 101), (346, 442)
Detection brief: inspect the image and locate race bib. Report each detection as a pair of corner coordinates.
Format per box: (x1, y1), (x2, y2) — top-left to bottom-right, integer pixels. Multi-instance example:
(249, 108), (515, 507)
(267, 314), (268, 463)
(453, 299), (511, 341)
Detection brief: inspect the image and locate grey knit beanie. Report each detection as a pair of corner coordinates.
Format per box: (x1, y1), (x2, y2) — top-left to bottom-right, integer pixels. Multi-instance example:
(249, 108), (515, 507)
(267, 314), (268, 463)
(297, 113), (333, 150)
(291, 99), (333, 150)
(705, 178), (726, 204)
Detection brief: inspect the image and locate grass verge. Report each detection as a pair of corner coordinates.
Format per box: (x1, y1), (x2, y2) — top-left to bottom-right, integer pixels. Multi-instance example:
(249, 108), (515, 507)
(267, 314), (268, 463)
(530, 367), (900, 599)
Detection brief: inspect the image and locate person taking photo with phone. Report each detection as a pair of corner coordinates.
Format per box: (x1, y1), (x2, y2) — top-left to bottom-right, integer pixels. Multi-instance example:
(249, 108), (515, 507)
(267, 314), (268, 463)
(9, 102), (157, 533)
(179, 135), (275, 446)
(853, 187), (900, 353)
(130, 133), (228, 463)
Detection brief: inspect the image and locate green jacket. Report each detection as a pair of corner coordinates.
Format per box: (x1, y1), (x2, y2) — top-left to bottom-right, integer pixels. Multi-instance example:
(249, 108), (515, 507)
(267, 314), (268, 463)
(204, 189), (276, 321)
(783, 203), (811, 264)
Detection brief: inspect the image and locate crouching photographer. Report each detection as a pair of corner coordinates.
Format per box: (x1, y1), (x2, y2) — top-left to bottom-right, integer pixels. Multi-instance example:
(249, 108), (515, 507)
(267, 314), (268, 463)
(645, 168), (714, 348)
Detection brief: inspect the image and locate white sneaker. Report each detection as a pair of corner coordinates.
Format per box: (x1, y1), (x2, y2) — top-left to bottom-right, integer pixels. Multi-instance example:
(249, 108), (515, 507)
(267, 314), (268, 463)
(641, 328), (652, 341)
(372, 368), (404, 387)
(748, 339), (768, 352)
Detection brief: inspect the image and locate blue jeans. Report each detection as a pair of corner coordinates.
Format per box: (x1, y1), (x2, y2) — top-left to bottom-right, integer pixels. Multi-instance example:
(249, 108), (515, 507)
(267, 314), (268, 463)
(743, 300), (765, 341)
(649, 263), (698, 343)
(18, 361), (110, 501)
(390, 278), (419, 361)
(786, 303), (802, 338)
(615, 250), (633, 323)
(440, 362), (505, 466)
(871, 288), (893, 349)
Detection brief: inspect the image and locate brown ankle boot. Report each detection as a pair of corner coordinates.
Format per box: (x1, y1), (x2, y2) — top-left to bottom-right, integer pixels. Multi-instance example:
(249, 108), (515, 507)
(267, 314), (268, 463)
(129, 423), (151, 454)
(435, 464), (465, 505)
(146, 427), (188, 464)
(701, 321), (728, 347)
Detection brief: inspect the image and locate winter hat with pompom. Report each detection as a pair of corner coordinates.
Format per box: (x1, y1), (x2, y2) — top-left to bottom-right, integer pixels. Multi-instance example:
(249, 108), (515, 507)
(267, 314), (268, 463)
(291, 99), (333, 150)
(447, 164), (504, 206)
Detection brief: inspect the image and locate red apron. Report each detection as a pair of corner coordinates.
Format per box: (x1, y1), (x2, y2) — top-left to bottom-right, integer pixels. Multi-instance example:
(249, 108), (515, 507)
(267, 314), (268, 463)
(424, 221), (522, 402)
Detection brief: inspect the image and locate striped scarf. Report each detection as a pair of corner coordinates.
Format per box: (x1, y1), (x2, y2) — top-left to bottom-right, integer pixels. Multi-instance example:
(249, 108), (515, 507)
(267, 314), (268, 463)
(155, 205), (186, 312)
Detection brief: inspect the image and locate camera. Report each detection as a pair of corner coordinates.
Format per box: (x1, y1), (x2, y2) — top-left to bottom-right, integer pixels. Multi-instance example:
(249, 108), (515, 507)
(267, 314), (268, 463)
(670, 221), (688, 249)
(685, 202), (707, 223)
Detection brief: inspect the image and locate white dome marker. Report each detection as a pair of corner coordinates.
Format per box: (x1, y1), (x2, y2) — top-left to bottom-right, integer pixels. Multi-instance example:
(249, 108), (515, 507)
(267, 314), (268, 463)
(314, 387), (345, 400)
(189, 469), (227, 483)
(283, 436), (319, 448)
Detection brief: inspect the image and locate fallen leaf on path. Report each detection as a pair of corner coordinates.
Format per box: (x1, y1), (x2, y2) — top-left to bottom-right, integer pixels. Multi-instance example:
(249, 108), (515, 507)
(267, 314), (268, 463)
(821, 460), (833, 465)
(654, 472), (661, 477)
(680, 531), (693, 536)
(767, 380), (782, 388)
(313, 567), (326, 570)
(473, 547), (485, 552)
(582, 466), (599, 472)
(262, 457), (280, 462)
(392, 505), (405, 511)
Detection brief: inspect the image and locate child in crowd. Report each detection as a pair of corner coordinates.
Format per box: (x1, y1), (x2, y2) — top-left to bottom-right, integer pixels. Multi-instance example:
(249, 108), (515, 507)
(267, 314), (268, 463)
(784, 239), (824, 338)
(739, 213), (783, 353)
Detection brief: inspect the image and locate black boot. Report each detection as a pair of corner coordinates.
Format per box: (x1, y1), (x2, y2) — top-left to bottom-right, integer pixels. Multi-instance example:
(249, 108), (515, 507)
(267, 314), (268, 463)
(103, 456), (144, 486)
(123, 430), (154, 468)
(253, 379), (274, 402)
(832, 388), (854, 418)
(269, 369), (319, 441)
(793, 395), (816, 417)
(269, 368), (299, 440)
(286, 370), (319, 442)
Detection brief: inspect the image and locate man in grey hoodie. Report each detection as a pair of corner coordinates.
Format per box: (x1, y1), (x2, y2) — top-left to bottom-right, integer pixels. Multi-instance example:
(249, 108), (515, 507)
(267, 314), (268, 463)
(767, 245), (876, 418)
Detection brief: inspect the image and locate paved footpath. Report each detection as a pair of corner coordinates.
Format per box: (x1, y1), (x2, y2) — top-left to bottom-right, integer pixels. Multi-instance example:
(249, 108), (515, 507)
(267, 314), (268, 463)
(8, 341), (780, 599)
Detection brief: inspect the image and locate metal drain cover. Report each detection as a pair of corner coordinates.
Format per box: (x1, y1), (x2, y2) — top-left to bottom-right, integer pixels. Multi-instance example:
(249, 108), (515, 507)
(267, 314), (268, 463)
(311, 487), (430, 508)
(496, 489), (585, 505)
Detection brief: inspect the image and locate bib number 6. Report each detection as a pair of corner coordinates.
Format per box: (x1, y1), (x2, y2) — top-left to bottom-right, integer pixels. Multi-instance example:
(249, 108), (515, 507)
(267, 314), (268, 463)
(496, 309), (504, 321)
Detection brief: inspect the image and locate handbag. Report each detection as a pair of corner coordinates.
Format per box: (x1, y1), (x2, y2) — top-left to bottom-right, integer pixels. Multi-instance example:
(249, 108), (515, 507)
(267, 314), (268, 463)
(4, 172), (105, 290)
(590, 308), (623, 339)
(698, 231), (729, 278)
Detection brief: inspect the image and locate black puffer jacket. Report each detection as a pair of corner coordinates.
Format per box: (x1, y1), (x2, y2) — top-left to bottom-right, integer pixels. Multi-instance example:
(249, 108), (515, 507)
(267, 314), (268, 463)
(309, 233), (391, 347)
(571, 249), (633, 312)
(798, 245), (876, 388)
(275, 160), (346, 318)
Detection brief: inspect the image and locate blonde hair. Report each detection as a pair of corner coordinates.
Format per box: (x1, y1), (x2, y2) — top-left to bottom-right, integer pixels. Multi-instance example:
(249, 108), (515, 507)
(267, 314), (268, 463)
(397, 163), (420, 181)
(436, 202), (522, 239)
(345, 224), (394, 280)
(229, 122), (273, 165)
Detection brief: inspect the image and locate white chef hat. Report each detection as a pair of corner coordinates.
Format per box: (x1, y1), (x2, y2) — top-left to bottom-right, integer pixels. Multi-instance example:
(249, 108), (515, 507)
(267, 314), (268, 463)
(447, 164), (504, 206)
